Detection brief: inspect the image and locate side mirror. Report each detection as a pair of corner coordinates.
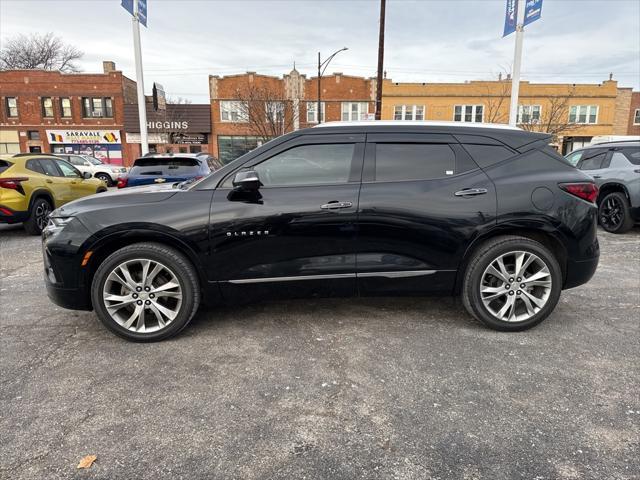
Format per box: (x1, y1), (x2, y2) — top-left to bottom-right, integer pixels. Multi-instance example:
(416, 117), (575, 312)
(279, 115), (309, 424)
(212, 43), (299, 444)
(233, 170), (261, 191)
(83, 172), (92, 180)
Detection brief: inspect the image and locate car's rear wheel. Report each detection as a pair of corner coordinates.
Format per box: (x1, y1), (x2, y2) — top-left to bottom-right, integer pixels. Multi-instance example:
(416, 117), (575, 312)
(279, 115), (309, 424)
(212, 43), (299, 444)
(598, 192), (634, 234)
(23, 197), (52, 235)
(462, 236), (562, 331)
(95, 173), (113, 187)
(91, 243), (200, 342)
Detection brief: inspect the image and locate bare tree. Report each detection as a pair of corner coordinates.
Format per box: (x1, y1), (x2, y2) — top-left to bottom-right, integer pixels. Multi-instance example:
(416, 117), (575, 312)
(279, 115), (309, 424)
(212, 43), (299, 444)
(233, 82), (298, 142)
(484, 80), (511, 124)
(519, 89), (580, 143)
(0, 33), (83, 72)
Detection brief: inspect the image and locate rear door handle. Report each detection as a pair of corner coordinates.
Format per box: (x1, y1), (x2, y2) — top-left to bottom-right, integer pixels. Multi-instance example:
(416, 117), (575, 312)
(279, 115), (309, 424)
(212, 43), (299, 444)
(45, 179), (53, 184)
(320, 201), (353, 210)
(454, 188), (488, 197)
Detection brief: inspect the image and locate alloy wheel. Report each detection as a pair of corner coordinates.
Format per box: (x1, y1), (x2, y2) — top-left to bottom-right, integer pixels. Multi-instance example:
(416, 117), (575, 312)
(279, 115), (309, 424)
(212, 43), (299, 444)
(35, 201), (50, 230)
(480, 250), (552, 322)
(102, 259), (183, 333)
(600, 196), (623, 230)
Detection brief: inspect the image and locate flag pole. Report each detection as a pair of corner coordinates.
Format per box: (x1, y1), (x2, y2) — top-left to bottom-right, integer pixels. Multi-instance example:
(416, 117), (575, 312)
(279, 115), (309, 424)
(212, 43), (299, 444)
(132, 1), (148, 154)
(508, 0), (526, 127)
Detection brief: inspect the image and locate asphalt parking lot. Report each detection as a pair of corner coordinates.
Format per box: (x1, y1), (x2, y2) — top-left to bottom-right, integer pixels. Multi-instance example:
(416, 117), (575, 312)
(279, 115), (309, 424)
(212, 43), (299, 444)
(1, 224), (638, 480)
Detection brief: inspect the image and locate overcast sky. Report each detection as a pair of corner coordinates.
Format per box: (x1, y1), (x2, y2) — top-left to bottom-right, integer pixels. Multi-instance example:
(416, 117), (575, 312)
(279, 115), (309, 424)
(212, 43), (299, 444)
(1, 0), (638, 103)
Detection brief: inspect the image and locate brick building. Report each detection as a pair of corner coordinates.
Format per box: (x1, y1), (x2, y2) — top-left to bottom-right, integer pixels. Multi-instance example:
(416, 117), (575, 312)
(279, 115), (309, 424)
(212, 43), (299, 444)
(208, 69), (375, 163)
(0, 61), (136, 165)
(628, 91), (640, 136)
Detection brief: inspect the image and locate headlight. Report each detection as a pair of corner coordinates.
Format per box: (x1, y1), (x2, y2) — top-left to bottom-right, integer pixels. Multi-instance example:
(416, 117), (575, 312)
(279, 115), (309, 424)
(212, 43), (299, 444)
(44, 216), (75, 235)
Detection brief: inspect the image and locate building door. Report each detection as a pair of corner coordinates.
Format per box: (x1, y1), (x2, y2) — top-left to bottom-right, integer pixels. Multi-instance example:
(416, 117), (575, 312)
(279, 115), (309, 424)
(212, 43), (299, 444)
(29, 146), (42, 153)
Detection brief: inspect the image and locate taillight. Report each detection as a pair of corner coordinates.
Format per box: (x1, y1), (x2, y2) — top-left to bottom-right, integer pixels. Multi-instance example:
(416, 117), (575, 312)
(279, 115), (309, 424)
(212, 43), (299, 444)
(117, 176), (128, 188)
(559, 182), (599, 203)
(0, 177), (28, 195)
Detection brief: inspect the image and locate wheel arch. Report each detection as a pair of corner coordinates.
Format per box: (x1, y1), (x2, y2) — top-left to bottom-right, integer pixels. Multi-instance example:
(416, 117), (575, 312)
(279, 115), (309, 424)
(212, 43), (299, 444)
(28, 188), (56, 211)
(453, 226), (568, 294)
(597, 182), (630, 206)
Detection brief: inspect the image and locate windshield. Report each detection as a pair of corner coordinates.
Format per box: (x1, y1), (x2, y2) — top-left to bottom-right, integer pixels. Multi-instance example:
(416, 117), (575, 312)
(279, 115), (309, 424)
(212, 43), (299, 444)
(130, 157), (203, 176)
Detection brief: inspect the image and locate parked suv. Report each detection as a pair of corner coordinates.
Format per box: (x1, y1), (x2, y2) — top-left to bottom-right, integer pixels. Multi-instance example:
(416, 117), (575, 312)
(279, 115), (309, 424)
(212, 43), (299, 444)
(117, 154), (212, 188)
(566, 141), (640, 233)
(42, 122), (599, 341)
(52, 154), (127, 186)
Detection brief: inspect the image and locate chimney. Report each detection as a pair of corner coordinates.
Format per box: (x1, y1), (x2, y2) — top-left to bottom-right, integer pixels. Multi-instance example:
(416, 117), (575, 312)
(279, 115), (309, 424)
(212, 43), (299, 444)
(103, 61), (116, 73)
(609, 72), (613, 81)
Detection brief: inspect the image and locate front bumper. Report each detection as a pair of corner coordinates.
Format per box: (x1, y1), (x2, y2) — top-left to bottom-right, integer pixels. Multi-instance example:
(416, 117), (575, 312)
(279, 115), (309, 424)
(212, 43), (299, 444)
(45, 276), (92, 310)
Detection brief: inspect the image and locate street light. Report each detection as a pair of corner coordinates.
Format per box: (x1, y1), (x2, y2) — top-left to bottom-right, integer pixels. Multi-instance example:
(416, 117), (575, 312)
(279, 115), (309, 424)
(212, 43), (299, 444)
(317, 47), (348, 124)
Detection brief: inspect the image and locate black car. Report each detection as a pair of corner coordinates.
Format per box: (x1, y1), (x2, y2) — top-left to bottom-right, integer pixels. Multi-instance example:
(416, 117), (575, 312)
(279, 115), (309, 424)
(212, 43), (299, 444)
(43, 122), (600, 341)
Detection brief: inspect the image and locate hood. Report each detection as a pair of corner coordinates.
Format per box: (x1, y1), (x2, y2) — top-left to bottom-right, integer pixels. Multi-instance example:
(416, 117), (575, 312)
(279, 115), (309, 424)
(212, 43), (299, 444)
(55, 182), (180, 217)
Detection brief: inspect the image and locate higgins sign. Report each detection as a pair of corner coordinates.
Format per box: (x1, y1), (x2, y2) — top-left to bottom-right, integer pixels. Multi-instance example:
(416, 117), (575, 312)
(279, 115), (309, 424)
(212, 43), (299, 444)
(46, 130), (121, 144)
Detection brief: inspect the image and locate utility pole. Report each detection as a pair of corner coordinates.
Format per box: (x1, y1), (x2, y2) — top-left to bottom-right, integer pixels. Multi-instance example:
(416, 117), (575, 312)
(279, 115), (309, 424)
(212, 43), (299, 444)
(132, 0), (148, 154)
(317, 48), (348, 124)
(508, 0), (525, 127)
(375, 0), (386, 120)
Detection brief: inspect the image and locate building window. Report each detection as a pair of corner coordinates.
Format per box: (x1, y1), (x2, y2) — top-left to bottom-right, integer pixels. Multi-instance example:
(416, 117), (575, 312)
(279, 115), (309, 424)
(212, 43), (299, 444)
(306, 102), (325, 123)
(634, 108), (640, 125)
(220, 101), (247, 122)
(265, 101), (285, 123)
(60, 98), (72, 117)
(517, 105), (541, 124)
(82, 97), (113, 118)
(569, 105), (598, 124)
(454, 105), (484, 123)
(6, 97), (18, 117)
(41, 97), (54, 117)
(218, 135), (264, 164)
(341, 102), (369, 121)
(393, 105), (425, 121)
(27, 130), (40, 140)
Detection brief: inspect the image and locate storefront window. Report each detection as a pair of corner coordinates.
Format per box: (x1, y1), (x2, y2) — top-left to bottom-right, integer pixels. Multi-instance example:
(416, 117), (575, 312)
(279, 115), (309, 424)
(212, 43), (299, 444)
(218, 136), (264, 164)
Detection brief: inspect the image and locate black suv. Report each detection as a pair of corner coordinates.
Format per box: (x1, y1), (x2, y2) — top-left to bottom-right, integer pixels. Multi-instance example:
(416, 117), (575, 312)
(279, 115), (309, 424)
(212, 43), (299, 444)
(43, 123), (599, 341)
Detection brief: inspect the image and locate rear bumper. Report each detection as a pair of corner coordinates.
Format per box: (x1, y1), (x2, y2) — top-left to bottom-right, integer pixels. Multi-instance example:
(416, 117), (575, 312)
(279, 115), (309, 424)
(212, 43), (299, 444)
(564, 254), (599, 290)
(630, 206), (640, 223)
(0, 206), (29, 224)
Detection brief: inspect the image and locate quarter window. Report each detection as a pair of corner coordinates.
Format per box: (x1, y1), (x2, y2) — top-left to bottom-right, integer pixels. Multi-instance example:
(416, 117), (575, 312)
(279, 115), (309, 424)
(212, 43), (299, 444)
(622, 148), (640, 165)
(306, 102), (325, 123)
(393, 105), (425, 121)
(517, 105), (541, 124)
(463, 144), (515, 168)
(6, 97), (18, 117)
(220, 101), (247, 122)
(454, 105), (483, 123)
(569, 105), (598, 124)
(374, 143), (455, 182)
(254, 143), (354, 186)
(41, 97), (54, 117)
(60, 97), (72, 117)
(341, 102), (369, 121)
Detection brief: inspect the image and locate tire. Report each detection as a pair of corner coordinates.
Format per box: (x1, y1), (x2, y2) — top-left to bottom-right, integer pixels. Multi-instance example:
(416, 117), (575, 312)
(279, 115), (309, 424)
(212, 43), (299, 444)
(91, 242), (200, 342)
(96, 187), (107, 194)
(95, 173), (113, 187)
(23, 197), (52, 235)
(598, 192), (634, 234)
(462, 235), (562, 331)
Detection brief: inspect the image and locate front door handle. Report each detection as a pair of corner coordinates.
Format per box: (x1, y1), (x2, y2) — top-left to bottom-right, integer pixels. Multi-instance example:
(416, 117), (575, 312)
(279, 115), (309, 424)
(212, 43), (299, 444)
(592, 175), (602, 179)
(320, 201), (353, 210)
(454, 188), (488, 197)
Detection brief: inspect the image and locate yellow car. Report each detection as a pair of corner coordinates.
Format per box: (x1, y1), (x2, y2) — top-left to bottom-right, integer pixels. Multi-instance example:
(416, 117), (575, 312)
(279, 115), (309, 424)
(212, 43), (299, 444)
(0, 154), (107, 235)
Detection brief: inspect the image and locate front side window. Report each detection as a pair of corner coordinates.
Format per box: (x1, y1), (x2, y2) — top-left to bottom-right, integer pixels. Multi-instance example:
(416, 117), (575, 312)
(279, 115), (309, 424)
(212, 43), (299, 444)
(41, 97), (54, 117)
(82, 97), (113, 118)
(341, 102), (369, 121)
(6, 97), (18, 117)
(569, 105), (598, 124)
(393, 105), (425, 121)
(60, 97), (72, 117)
(55, 159), (81, 177)
(454, 105), (483, 123)
(220, 101), (247, 122)
(374, 143), (455, 182)
(254, 143), (354, 187)
(578, 151), (607, 170)
(517, 105), (541, 124)
(306, 102), (325, 123)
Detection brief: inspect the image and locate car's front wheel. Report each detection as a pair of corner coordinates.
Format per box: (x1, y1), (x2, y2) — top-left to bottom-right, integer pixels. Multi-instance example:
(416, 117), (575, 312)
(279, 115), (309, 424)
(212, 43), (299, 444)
(91, 243), (200, 341)
(462, 236), (562, 331)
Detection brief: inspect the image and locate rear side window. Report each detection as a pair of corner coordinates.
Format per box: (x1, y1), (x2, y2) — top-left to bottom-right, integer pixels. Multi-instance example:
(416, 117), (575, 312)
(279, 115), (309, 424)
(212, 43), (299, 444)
(0, 159), (12, 173)
(578, 151), (607, 170)
(130, 157), (201, 176)
(37, 158), (60, 176)
(26, 159), (45, 174)
(621, 147), (640, 165)
(462, 144), (515, 168)
(374, 143), (455, 181)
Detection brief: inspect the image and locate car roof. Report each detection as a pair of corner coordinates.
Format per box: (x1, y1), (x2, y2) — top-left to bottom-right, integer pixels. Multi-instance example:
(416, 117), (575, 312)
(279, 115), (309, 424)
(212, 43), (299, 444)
(303, 121), (550, 150)
(588, 140), (640, 148)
